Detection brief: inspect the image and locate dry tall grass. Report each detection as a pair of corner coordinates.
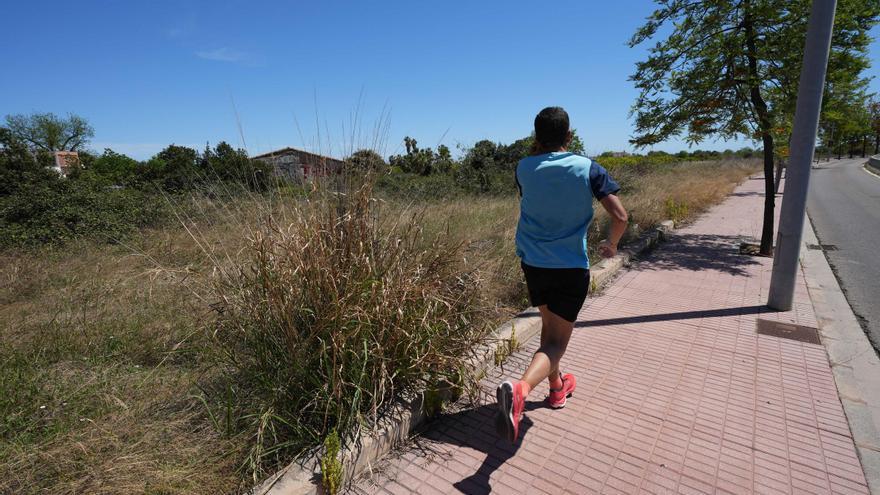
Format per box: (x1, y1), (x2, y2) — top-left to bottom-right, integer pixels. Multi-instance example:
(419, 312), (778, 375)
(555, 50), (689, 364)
(0, 232), (243, 494)
(200, 178), (489, 480)
(0, 158), (759, 494)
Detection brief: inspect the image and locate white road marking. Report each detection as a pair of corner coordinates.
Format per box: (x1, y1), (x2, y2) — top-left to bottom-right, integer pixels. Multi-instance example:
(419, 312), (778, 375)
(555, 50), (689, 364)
(862, 164), (880, 180)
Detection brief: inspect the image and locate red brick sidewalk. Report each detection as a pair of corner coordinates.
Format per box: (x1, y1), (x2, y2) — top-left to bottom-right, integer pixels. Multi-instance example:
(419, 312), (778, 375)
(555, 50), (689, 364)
(352, 176), (869, 494)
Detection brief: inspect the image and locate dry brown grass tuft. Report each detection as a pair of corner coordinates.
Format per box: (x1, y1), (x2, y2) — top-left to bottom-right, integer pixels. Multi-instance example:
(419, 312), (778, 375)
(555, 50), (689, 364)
(198, 178), (490, 480)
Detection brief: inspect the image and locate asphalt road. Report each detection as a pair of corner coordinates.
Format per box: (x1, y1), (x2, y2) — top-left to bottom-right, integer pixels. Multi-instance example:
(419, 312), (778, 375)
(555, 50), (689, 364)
(807, 157), (880, 350)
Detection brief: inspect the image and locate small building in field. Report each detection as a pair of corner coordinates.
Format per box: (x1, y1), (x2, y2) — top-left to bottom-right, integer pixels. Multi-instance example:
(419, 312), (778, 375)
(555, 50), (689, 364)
(53, 151), (81, 176)
(252, 147), (345, 182)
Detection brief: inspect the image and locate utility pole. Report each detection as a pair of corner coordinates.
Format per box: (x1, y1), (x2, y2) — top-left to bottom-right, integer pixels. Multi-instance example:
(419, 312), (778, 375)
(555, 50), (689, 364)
(768, 0), (837, 311)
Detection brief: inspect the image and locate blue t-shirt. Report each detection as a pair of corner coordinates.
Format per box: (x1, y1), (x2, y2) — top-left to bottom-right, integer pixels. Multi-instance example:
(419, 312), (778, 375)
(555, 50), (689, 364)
(515, 152), (620, 269)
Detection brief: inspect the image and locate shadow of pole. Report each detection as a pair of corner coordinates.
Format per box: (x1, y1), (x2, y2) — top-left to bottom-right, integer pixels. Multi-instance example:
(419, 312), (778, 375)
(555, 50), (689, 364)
(574, 304), (774, 328)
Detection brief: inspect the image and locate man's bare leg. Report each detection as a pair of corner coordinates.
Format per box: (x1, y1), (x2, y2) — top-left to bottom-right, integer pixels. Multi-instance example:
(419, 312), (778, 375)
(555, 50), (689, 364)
(519, 305), (574, 395)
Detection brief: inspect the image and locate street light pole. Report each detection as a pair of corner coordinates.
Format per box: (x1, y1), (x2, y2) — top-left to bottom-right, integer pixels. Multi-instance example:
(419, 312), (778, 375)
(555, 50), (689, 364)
(767, 0), (837, 311)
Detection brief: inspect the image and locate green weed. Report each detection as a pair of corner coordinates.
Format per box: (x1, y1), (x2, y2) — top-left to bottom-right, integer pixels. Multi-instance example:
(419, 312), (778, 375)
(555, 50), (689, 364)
(320, 429), (343, 495)
(664, 198), (690, 223)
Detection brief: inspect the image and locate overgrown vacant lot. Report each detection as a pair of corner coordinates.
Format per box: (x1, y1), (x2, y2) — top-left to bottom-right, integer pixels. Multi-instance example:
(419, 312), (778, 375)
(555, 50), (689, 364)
(0, 159), (758, 494)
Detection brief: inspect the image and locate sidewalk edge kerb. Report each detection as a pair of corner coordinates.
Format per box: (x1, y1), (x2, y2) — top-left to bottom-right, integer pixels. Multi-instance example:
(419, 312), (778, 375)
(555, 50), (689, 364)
(866, 154), (880, 175)
(253, 220), (675, 495)
(801, 214), (880, 494)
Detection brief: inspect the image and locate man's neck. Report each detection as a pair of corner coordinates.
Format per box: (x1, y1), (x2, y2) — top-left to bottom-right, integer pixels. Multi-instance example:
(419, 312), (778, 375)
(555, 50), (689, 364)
(534, 145), (567, 155)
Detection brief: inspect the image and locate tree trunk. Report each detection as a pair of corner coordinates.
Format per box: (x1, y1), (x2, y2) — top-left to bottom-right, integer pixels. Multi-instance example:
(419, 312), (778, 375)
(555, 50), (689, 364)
(774, 159), (785, 194)
(758, 132), (776, 255)
(745, 3), (775, 256)
(862, 136), (867, 158)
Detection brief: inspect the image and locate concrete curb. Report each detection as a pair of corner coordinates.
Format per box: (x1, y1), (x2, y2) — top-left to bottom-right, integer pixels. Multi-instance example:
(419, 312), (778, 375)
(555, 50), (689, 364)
(252, 308), (543, 495)
(801, 215), (880, 493)
(253, 220), (675, 495)
(866, 155), (880, 175)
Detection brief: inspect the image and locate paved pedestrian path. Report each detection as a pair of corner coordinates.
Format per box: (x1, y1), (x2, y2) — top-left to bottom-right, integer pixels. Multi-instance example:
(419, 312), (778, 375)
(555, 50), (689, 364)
(352, 176), (869, 494)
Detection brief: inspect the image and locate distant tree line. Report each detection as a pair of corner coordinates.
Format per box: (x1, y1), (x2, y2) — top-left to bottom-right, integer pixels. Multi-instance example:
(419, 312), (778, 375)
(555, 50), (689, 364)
(363, 131), (759, 198)
(1, 111), (760, 247)
(817, 96), (880, 159)
(1, 112), (271, 248)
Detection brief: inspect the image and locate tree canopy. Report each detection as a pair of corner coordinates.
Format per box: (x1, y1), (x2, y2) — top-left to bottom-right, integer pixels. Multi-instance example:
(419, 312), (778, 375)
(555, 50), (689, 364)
(5, 112), (94, 152)
(629, 0), (880, 254)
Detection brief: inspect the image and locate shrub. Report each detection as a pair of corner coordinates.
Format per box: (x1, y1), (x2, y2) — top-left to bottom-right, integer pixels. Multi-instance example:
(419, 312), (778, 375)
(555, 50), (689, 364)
(346, 149), (387, 174)
(88, 149), (140, 185)
(203, 141), (274, 191)
(202, 180), (486, 478)
(0, 128), (57, 197)
(138, 144), (200, 191)
(377, 168), (517, 199)
(0, 172), (169, 248)
(664, 198), (690, 222)
(376, 171), (465, 199)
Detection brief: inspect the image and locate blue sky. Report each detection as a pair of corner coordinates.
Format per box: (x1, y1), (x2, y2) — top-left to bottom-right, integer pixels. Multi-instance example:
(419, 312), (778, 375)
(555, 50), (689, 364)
(2, 1), (879, 160)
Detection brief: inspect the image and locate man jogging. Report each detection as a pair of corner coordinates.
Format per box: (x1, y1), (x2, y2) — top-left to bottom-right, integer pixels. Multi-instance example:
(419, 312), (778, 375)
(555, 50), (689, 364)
(496, 106), (629, 443)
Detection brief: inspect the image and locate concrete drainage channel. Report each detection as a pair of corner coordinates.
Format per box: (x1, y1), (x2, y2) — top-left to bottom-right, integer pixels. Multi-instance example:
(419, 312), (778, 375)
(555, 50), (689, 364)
(252, 220), (676, 495)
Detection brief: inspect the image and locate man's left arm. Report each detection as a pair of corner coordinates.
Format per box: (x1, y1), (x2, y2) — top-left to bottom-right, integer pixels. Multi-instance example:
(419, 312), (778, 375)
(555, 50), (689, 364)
(598, 194), (628, 258)
(589, 162), (628, 258)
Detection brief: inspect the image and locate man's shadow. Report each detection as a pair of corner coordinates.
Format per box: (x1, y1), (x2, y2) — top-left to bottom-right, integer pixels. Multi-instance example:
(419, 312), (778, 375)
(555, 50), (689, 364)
(413, 400), (547, 494)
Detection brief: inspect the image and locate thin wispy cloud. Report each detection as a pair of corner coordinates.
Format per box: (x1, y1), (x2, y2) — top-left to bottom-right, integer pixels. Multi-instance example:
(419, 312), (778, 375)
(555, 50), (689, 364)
(165, 27), (187, 39)
(163, 15), (196, 40)
(195, 47), (249, 63)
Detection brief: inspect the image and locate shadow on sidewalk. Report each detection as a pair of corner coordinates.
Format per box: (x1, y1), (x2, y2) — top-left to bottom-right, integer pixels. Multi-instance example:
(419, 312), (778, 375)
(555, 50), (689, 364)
(575, 304), (772, 328)
(729, 191), (765, 197)
(635, 233), (762, 276)
(410, 401), (547, 494)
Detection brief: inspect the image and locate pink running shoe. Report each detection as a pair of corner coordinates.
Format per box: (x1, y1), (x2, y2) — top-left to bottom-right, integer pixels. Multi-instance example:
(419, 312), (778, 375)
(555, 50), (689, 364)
(495, 380), (525, 443)
(547, 373), (576, 409)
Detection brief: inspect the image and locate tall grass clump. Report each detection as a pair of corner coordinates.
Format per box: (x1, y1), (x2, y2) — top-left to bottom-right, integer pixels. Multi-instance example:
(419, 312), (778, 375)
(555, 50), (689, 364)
(201, 176), (486, 480)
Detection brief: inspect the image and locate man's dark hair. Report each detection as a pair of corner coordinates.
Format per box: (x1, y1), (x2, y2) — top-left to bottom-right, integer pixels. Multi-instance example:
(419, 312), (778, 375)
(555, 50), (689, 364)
(534, 107), (570, 150)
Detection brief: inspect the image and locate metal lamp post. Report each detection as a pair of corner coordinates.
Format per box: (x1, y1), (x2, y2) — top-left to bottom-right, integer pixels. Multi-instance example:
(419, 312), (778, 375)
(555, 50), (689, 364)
(767, 0), (837, 311)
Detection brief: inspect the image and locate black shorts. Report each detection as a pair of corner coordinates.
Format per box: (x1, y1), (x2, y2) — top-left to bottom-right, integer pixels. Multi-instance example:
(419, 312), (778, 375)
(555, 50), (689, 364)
(521, 261), (590, 323)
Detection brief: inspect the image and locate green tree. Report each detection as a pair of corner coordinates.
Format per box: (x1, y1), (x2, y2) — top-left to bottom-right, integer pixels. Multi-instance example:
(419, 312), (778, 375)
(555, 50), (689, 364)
(390, 148), (435, 175)
(206, 141), (270, 188)
(142, 144), (200, 191)
(389, 137), (446, 176)
(347, 149), (388, 174)
(434, 145), (455, 174)
(4, 112), (94, 152)
(869, 98), (880, 154)
(90, 149), (140, 184)
(0, 128), (57, 196)
(737, 146), (756, 158)
(844, 98), (872, 158)
(463, 140), (498, 171)
(629, 0), (879, 255)
(819, 82), (873, 159)
(568, 129), (585, 154)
